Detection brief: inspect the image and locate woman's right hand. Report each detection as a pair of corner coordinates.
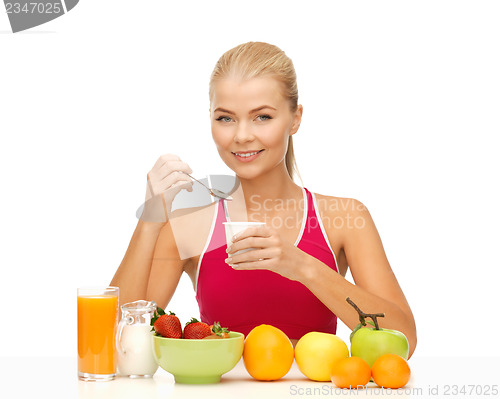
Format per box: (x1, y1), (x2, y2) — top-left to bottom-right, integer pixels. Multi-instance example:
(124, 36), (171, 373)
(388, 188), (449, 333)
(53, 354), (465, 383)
(140, 154), (194, 223)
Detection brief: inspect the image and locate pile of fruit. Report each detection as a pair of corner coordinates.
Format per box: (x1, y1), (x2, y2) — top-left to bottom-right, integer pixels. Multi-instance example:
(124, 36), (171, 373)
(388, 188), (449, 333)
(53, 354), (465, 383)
(151, 299), (412, 389)
(151, 307), (229, 339)
(242, 297), (412, 389)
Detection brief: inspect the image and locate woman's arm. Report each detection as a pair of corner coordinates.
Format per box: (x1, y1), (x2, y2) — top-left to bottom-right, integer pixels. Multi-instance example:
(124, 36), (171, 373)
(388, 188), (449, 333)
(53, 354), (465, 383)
(146, 218), (187, 309)
(110, 220), (164, 306)
(225, 195), (416, 356)
(110, 153), (193, 307)
(301, 198), (417, 357)
(110, 217), (188, 309)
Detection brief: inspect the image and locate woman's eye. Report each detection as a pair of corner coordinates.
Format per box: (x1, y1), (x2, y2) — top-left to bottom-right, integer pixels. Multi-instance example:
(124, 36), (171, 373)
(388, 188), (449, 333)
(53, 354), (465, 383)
(216, 116), (233, 122)
(256, 114), (272, 122)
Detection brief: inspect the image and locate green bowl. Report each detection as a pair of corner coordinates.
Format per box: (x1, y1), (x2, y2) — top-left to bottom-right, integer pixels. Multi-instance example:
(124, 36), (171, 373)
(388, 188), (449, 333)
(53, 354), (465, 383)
(152, 331), (244, 384)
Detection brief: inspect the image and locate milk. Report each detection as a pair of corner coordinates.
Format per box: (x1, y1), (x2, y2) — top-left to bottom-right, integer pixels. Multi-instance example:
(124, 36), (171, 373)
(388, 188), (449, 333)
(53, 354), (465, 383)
(117, 324), (158, 377)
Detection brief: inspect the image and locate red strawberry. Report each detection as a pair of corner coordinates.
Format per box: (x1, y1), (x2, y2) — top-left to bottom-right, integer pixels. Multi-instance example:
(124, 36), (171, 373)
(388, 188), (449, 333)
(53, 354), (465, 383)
(211, 321), (230, 338)
(151, 309), (182, 338)
(183, 317), (212, 339)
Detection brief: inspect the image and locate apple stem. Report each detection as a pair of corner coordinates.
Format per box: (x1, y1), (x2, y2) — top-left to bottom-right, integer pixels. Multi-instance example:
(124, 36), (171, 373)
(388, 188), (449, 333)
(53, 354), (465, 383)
(346, 297), (385, 330)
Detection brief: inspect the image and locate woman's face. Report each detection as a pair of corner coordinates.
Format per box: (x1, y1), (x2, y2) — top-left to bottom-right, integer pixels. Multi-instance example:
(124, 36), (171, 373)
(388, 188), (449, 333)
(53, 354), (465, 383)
(210, 76), (302, 180)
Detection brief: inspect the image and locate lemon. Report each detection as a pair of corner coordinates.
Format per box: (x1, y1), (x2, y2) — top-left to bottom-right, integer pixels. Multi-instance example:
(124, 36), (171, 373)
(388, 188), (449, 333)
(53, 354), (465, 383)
(295, 332), (349, 381)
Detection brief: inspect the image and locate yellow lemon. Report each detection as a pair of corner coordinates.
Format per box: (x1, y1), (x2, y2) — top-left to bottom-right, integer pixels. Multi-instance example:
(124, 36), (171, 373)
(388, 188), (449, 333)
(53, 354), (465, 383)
(295, 332), (349, 381)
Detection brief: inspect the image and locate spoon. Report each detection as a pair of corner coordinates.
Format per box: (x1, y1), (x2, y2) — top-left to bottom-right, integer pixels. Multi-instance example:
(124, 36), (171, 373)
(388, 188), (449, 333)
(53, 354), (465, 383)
(181, 172), (233, 201)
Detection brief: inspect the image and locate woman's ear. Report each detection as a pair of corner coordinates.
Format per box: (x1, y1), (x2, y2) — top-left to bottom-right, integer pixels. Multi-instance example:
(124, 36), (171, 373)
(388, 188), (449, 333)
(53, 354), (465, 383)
(290, 105), (303, 135)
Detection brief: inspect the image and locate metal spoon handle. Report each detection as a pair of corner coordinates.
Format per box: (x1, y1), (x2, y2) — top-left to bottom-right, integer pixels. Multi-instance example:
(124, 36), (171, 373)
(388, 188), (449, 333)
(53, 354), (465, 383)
(181, 171), (233, 201)
(182, 172), (209, 190)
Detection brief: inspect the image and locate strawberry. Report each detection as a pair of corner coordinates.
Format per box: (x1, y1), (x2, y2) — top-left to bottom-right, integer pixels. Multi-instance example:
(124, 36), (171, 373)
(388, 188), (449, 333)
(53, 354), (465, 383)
(203, 335), (223, 340)
(183, 317), (212, 339)
(211, 321), (230, 338)
(150, 307), (182, 338)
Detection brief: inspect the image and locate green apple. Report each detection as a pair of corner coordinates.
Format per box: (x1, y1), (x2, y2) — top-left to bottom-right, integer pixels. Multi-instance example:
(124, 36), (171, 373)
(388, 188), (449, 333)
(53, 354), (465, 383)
(350, 326), (409, 367)
(346, 297), (409, 367)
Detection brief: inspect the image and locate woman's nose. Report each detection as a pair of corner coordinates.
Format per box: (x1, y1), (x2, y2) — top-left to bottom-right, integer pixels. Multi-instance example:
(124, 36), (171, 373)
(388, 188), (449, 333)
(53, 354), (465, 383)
(233, 122), (254, 143)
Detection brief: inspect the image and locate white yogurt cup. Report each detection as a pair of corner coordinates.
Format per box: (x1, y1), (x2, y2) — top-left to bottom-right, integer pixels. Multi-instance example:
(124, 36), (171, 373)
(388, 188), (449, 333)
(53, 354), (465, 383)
(223, 222), (266, 255)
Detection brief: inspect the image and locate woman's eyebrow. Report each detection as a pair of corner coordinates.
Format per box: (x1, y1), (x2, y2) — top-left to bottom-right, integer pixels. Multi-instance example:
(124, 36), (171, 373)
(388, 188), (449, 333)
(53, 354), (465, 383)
(214, 107), (235, 115)
(250, 105), (277, 113)
(213, 105), (277, 114)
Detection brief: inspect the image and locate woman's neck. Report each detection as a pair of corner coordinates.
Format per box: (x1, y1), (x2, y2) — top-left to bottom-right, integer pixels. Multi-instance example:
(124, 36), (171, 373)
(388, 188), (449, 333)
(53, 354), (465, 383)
(231, 163), (303, 218)
(242, 162), (297, 193)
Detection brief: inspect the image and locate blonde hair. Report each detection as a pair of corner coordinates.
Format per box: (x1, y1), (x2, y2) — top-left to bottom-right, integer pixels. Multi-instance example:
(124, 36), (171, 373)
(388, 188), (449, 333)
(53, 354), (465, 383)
(209, 42), (301, 183)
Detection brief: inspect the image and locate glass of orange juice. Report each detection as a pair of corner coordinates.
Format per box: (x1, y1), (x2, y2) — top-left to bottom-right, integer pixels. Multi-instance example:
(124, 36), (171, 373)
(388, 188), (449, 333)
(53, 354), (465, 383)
(77, 287), (119, 381)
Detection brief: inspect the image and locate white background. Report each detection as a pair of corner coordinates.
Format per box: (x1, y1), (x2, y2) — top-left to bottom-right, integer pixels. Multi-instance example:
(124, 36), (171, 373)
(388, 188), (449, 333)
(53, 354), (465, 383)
(1, 0), (499, 359)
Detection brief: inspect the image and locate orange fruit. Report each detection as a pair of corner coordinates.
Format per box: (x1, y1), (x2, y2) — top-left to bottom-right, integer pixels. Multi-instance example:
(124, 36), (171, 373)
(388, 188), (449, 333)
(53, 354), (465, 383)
(371, 353), (411, 389)
(242, 324), (294, 381)
(330, 356), (371, 388)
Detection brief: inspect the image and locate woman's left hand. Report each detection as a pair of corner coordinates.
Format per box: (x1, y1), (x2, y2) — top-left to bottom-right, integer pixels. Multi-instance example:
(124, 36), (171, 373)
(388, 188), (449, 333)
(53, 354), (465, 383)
(225, 225), (312, 282)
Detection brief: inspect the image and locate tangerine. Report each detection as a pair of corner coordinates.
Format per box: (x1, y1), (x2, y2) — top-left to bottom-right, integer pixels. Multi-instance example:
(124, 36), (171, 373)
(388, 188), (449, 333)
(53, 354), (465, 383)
(330, 356), (371, 389)
(371, 353), (411, 389)
(242, 324), (294, 381)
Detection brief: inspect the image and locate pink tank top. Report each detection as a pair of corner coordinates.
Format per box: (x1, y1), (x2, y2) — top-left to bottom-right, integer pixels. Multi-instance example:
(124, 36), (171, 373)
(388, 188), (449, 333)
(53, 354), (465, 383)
(195, 187), (338, 339)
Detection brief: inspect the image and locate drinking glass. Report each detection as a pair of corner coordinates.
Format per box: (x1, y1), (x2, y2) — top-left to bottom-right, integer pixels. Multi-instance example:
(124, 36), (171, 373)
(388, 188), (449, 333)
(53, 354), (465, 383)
(77, 287), (119, 381)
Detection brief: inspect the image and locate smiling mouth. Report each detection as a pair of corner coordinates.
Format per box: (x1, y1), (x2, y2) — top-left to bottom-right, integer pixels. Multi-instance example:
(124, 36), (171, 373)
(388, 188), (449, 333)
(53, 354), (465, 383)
(231, 149), (265, 162)
(231, 149), (264, 158)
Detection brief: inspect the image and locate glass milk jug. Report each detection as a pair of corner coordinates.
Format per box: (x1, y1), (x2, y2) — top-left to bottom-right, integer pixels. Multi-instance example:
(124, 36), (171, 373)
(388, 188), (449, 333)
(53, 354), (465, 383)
(116, 300), (158, 378)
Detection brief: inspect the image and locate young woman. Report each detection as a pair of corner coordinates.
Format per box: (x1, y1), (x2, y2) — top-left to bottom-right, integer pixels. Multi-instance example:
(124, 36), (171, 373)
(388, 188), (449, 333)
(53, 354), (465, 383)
(111, 42), (417, 355)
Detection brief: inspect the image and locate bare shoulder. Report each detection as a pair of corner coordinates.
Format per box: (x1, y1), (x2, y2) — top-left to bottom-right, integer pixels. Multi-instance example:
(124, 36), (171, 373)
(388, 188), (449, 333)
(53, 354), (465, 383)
(313, 193), (369, 221)
(312, 193), (371, 245)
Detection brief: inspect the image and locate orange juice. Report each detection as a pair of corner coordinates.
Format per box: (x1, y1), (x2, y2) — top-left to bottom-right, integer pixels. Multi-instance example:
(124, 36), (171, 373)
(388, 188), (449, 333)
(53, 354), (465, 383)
(77, 290), (118, 379)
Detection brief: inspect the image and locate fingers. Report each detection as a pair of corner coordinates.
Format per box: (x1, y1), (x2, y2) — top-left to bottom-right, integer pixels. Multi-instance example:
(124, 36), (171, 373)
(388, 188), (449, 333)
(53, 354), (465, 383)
(230, 225), (272, 243)
(229, 259), (272, 270)
(148, 154), (193, 196)
(228, 246), (281, 263)
(226, 236), (270, 254)
(151, 153), (181, 170)
(159, 172), (193, 193)
(150, 154), (192, 180)
(158, 160), (193, 177)
(226, 255), (273, 271)
(225, 247), (272, 266)
(141, 154), (195, 223)
(164, 179), (193, 196)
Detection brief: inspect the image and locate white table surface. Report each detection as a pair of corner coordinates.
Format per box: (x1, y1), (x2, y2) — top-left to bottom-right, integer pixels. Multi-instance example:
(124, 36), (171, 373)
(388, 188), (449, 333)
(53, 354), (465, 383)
(1, 356), (498, 398)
